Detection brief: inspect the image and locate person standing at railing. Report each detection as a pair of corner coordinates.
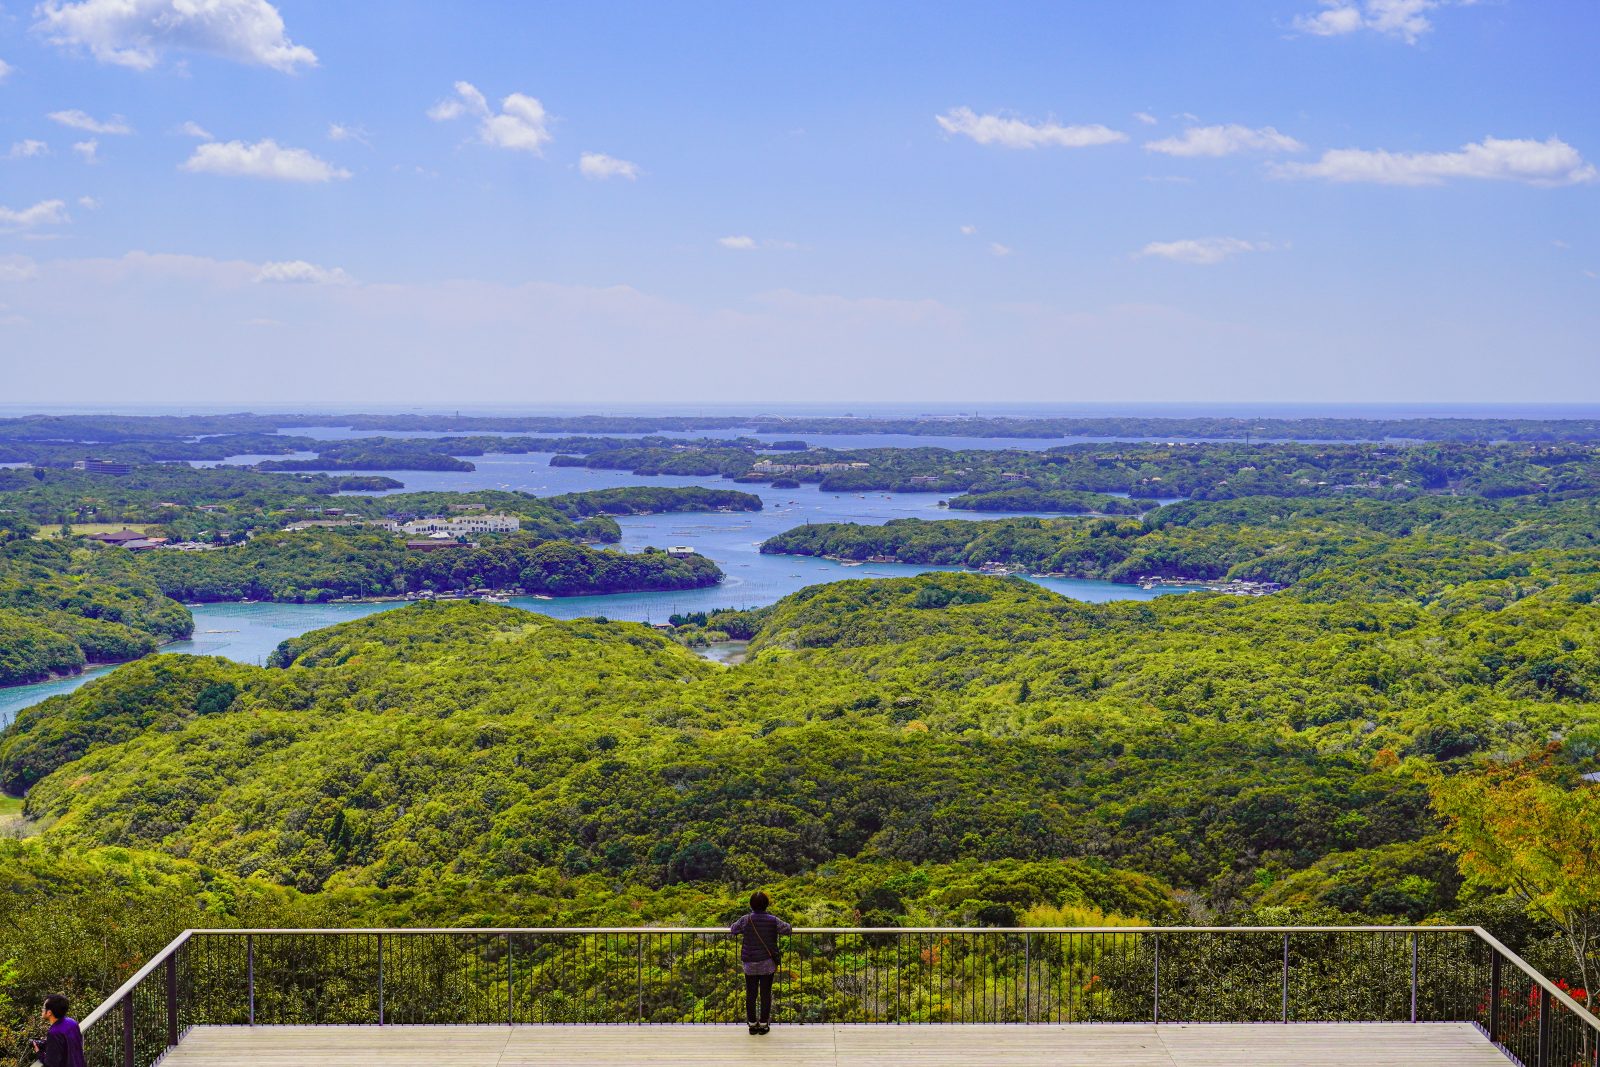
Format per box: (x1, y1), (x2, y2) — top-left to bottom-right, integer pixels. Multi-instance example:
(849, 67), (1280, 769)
(729, 891), (792, 1036)
(30, 996), (85, 1067)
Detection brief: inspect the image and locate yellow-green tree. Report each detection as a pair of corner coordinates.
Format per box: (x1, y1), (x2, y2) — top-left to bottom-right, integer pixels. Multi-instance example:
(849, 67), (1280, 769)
(1433, 752), (1600, 997)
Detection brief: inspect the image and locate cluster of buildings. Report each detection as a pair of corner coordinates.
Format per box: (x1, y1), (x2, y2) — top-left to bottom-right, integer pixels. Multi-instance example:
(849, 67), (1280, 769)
(83, 529), (215, 552)
(279, 510), (522, 551)
(749, 460), (871, 475)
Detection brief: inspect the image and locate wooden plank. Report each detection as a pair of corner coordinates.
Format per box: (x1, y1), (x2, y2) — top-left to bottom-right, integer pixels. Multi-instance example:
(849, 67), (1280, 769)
(158, 1022), (1510, 1066)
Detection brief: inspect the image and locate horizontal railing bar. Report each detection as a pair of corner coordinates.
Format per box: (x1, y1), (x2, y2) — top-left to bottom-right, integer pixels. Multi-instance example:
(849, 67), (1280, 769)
(78, 930), (193, 1033)
(181, 925), (1483, 935)
(1473, 925), (1600, 1030)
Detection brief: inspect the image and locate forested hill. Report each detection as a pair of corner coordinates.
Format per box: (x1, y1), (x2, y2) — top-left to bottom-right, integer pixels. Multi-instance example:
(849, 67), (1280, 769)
(762, 495), (1600, 595)
(7, 568), (1598, 907)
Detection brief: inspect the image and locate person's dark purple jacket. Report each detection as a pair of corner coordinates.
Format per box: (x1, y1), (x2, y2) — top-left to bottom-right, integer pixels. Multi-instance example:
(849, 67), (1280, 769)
(34, 1016), (86, 1067)
(729, 910), (792, 972)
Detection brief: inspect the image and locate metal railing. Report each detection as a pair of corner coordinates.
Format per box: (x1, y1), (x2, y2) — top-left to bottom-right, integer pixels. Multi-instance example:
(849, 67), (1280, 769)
(58, 926), (1600, 1067)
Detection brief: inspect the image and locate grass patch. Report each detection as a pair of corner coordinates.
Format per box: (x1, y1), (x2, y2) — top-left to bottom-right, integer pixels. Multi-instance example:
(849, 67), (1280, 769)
(37, 522), (148, 540)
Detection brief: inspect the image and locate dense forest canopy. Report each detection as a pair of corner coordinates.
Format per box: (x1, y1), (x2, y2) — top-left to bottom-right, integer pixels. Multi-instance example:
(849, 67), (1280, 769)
(3, 423), (1600, 1051)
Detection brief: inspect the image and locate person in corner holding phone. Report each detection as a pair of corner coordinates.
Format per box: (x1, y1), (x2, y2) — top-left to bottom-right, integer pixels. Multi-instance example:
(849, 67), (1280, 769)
(729, 890), (792, 1035)
(31, 995), (86, 1067)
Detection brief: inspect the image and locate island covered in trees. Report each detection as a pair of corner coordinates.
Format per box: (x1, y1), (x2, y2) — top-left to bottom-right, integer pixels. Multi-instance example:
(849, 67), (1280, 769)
(3, 413), (1600, 1054)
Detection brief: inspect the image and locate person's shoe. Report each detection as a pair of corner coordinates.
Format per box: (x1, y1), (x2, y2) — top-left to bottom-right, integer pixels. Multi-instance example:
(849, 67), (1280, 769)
(748, 1024), (760, 1035)
(757, 1024), (771, 1035)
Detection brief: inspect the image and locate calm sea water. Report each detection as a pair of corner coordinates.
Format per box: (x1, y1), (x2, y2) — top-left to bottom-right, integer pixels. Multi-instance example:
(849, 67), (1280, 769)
(0, 455), (1195, 723)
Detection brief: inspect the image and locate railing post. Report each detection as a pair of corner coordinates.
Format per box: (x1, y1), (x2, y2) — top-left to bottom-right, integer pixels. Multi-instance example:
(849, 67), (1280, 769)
(165, 951), (178, 1046)
(636, 934), (644, 1024)
(1281, 933), (1290, 1024)
(506, 933), (514, 1026)
(1024, 933), (1031, 1024)
(1152, 932), (1160, 1024)
(1489, 951), (1503, 1043)
(246, 934), (255, 1026)
(1537, 986), (1551, 1067)
(1410, 932), (1419, 1023)
(376, 934), (384, 1026)
(121, 992), (134, 1067)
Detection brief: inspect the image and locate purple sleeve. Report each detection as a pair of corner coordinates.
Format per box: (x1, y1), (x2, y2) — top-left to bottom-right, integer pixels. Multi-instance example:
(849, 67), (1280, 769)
(777, 917), (793, 935)
(729, 914), (748, 934)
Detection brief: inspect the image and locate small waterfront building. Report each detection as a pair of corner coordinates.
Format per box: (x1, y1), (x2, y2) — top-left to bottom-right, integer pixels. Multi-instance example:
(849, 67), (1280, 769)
(666, 546), (696, 557)
(74, 458), (133, 475)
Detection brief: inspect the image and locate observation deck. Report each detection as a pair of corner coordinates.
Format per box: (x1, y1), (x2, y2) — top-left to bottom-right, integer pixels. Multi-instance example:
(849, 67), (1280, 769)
(64, 926), (1598, 1066)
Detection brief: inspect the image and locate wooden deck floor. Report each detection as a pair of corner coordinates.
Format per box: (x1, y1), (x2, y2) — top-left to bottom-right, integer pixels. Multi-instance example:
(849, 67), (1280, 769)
(160, 1022), (1511, 1066)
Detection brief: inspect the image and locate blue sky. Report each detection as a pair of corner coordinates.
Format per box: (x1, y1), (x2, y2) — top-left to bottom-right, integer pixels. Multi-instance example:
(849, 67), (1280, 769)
(0, 0), (1595, 405)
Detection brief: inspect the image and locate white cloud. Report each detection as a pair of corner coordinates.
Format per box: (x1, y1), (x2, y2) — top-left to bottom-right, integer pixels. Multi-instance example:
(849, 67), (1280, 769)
(1585, 270), (1598, 281)
(0, 200), (70, 230)
(1138, 237), (1269, 265)
(0, 59), (12, 81)
(78, 196), (100, 209)
(959, 224), (977, 236)
(429, 81), (552, 154)
(718, 235), (758, 251)
(1146, 124), (1304, 157)
(181, 139), (351, 182)
(178, 120), (212, 139)
(328, 123), (370, 146)
(72, 139), (99, 163)
(1134, 112), (1158, 126)
(48, 109), (132, 134)
(35, 0), (315, 71)
(8, 140), (50, 159)
(989, 242), (1013, 257)
(1292, 0), (1474, 45)
(579, 152), (639, 180)
(0, 255), (39, 281)
(935, 107), (1126, 149)
(255, 260), (352, 285)
(1274, 136), (1598, 186)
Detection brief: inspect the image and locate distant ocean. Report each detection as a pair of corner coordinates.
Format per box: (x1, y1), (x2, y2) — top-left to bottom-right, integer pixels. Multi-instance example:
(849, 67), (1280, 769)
(4, 402), (1600, 420)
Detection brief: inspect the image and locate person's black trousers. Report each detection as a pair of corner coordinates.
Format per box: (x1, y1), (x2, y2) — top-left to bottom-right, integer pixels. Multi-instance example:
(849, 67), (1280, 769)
(744, 972), (773, 1024)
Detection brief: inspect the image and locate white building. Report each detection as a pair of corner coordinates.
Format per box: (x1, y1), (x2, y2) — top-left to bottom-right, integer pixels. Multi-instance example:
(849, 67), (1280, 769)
(401, 514), (520, 537)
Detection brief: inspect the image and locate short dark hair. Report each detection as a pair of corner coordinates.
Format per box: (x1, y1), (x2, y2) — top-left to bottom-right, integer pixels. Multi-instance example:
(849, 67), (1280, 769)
(750, 890), (769, 912)
(43, 995), (68, 1020)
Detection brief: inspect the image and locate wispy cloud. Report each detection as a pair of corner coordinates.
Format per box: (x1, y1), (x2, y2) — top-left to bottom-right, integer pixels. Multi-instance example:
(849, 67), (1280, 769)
(35, 0), (316, 71)
(8, 140), (50, 159)
(989, 242), (1013, 257)
(1138, 237), (1270, 265)
(1134, 111), (1158, 126)
(1274, 136), (1597, 186)
(0, 59), (12, 81)
(1292, 0), (1473, 45)
(0, 255), (39, 281)
(178, 121), (213, 139)
(1146, 124), (1304, 158)
(429, 81), (552, 154)
(256, 260), (352, 284)
(328, 122), (371, 146)
(48, 109), (132, 134)
(718, 235), (758, 251)
(181, 139), (351, 182)
(579, 152), (638, 180)
(72, 139), (99, 163)
(935, 107), (1126, 149)
(0, 200), (70, 231)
